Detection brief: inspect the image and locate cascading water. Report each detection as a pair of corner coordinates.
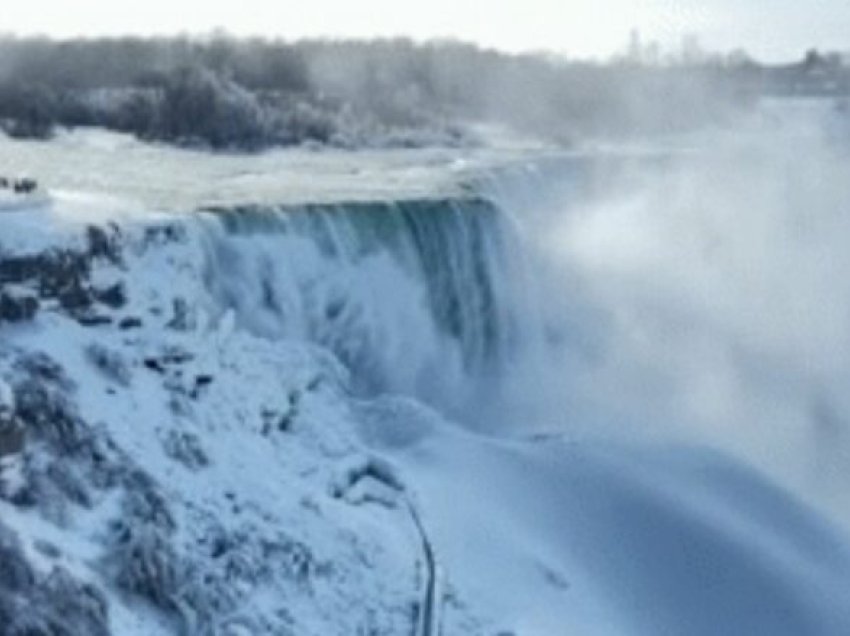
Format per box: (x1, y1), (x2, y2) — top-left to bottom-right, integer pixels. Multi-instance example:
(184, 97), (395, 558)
(184, 156), (665, 430)
(192, 196), (541, 418)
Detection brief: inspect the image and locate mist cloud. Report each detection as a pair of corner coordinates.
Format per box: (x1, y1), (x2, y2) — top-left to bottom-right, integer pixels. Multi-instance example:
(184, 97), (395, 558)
(526, 102), (850, 523)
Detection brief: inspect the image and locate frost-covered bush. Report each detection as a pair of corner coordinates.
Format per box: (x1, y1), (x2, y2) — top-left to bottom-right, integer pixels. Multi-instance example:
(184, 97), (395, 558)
(0, 521), (33, 592)
(120, 471), (176, 531)
(0, 521), (110, 636)
(0, 376), (23, 460)
(0, 377), (15, 418)
(85, 343), (132, 387)
(105, 473), (239, 632)
(156, 66), (271, 150)
(162, 429), (209, 470)
(0, 35), (761, 149)
(13, 354), (84, 453)
(45, 460), (93, 508)
(13, 352), (75, 392)
(5, 354), (124, 516)
(0, 83), (57, 139)
(107, 512), (243, 634)
(112, 525), (182, 610)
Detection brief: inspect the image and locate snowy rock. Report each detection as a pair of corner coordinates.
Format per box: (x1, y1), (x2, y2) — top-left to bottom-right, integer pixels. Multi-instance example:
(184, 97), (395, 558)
(166, 297), (195, 331)
(0, 291), (39, 323)
(118, 316), (143, 330)
(331, 455), (406, 506)
(86, 224), (123, 265)
(92, 282), (126, 309)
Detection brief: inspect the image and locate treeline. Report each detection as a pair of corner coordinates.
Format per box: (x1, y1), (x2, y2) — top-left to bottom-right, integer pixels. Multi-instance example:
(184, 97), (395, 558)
(0, 35), (760, 150)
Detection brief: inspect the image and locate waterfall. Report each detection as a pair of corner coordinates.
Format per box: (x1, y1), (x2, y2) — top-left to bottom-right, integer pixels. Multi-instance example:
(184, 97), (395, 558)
(191, 196), (539, 414)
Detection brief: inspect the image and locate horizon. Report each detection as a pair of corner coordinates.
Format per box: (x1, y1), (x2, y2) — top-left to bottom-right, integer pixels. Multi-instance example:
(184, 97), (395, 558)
(2, 0), (849, 64)
(0, 28), (837, 68)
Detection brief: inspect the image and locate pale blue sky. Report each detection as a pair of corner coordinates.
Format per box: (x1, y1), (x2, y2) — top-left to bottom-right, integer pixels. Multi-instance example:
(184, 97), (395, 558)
(3, 0), (848, 62)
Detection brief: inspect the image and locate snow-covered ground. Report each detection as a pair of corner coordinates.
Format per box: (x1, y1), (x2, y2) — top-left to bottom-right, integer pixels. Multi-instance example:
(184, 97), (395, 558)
(0, 127), (562, 210)
(3, 108), (850, 635)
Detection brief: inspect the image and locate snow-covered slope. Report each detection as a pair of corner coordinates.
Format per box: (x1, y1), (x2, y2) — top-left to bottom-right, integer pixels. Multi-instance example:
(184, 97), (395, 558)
(379, 426), (850, 635)
(0, 204), (436, 635)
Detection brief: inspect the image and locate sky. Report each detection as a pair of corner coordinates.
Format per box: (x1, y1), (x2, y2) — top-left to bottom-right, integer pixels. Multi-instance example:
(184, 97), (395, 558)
(2, 0), (848, 62)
